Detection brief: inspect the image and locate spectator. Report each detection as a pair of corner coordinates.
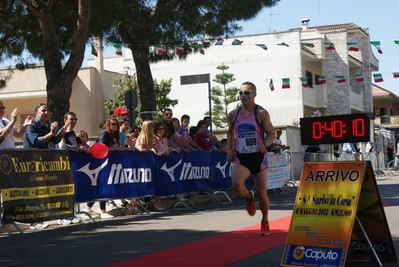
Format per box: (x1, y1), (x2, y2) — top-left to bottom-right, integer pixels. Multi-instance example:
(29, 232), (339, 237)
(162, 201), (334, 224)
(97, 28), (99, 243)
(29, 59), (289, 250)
(203, 115), (220, 150)
(342, 142), (360, 160)
(0, 101), (34, 149)
(161, 108), (188, 153)
(113, 106), (128, 120)
(76, 130), (91, 152)
(219, 138), (229, 153)
(366, 141), (379, 153)
(271, 128), (290, 153)
(85, 117), (123, 219)
(169, 117), (181, 149)
(189, 126), (198, 141)
(119, 117), (130, 147)
(194, 120), (217, 151)
(135, 120), (156, 152)
(386, 142), (394, 166)
(176, 114), (201, 150)
(23, 103), (67, 149)
(303, 145), (327, 162)
(23, 103), (68, 230)
(57, 111), (83, 225)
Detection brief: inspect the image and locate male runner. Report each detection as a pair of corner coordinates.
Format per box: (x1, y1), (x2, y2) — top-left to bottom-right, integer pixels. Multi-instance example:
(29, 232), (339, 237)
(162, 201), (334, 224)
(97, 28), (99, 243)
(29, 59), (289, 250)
(226, 81), (276, 235)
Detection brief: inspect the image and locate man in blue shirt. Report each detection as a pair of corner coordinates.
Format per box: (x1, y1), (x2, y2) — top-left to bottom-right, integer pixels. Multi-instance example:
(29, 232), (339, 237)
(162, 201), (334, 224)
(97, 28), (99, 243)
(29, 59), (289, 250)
(23, 103), (66, 149)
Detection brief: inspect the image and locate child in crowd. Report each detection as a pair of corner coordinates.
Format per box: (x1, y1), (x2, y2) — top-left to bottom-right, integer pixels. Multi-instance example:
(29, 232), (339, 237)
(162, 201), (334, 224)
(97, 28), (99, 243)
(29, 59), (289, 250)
(76, 130), (91, 153)
(176, 114), (201, 150)
(219, 138), (229, 153)
(135, 120), (156, 152)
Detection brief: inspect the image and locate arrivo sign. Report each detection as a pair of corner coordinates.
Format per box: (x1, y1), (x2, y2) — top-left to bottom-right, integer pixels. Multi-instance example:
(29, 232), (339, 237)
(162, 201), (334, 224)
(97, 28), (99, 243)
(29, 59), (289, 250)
(300, 113), (371, 145)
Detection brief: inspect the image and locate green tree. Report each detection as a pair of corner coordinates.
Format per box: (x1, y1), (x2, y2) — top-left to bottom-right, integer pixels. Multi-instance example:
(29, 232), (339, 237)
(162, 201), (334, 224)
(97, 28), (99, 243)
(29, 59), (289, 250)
(0, 0), (92, 127)
(104, 71), (177, 125)
(206, 64), (239, 129)
(99, 0), (280, 120)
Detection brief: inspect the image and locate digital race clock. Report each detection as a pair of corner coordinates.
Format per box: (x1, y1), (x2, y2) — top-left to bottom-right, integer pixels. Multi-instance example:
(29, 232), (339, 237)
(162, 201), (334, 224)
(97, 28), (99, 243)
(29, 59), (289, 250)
(300, 113), (371, 145)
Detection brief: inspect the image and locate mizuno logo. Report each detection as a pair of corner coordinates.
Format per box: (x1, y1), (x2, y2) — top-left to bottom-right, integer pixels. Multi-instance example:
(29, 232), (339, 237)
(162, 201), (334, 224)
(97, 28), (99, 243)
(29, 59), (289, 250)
(77, 159), (108, 186)
(160, 159), (182, 182)
(215, 161), (229, 178)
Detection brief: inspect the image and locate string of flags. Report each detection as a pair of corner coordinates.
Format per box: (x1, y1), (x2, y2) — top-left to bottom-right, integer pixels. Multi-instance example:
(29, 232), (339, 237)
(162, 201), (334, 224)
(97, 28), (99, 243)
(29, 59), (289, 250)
(266, 72), (399, 91)
(90, 38), (399, 58)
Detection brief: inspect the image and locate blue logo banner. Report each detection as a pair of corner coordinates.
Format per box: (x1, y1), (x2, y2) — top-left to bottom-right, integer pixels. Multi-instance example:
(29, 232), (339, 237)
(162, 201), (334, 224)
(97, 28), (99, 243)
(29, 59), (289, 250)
(69, 151), (155, 202)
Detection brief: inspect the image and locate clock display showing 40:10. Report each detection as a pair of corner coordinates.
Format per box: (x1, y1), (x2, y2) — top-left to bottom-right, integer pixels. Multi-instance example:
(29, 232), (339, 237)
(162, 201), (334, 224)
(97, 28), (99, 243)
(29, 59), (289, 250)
(312, 118), (365, 139)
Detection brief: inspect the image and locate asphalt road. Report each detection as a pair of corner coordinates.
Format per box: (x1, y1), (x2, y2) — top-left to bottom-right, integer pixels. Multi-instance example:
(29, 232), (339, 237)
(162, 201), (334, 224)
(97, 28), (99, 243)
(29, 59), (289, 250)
(1, 174), (398, 267)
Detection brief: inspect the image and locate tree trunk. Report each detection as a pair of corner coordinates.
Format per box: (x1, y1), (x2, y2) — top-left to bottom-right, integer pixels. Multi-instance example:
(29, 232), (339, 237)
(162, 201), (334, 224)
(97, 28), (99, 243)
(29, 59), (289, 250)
(130, 45), (157, 120)
(27, 0), (91, 126)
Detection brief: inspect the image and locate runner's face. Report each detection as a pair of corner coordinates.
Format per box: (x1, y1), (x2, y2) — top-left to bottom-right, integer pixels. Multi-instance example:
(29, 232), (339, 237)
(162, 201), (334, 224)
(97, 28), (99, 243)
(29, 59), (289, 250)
(239, 84), (256, 104)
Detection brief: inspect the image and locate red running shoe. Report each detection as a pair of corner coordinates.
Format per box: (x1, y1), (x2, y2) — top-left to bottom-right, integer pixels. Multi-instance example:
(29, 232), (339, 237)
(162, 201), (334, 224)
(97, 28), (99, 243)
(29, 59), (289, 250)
(246, 189), (256, 216)
(260, 221), (270, 235)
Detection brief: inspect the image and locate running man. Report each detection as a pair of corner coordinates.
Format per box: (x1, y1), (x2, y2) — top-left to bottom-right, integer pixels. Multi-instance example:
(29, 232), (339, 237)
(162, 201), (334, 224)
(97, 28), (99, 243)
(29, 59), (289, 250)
(226, 81), (276, 235)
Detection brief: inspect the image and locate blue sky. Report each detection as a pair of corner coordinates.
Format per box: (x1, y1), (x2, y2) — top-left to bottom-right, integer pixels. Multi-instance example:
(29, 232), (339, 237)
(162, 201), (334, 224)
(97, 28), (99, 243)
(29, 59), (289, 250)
(237, 0), (399, 95)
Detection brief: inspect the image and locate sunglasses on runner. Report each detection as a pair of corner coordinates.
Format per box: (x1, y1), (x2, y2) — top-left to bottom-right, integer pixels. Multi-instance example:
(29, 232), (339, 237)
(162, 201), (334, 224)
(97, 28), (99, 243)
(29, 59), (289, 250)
(239, 90), (253, 96)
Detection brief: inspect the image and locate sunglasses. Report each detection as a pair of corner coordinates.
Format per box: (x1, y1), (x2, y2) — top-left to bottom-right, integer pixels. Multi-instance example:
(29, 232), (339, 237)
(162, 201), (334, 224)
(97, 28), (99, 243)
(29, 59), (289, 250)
(111, 123), (118, 126)
(0, 106), (5, 110)
(238, 90), (253, 96)
(70, 118), (78, 121)
(165, 113), (172, 116)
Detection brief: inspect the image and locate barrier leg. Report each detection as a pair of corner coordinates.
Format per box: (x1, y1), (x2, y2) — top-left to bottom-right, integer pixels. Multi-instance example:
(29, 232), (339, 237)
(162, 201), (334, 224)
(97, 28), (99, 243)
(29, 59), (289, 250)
(75, 203), (96, 223)
(172, 194), (196, 209)
(207, 189), (233, 204)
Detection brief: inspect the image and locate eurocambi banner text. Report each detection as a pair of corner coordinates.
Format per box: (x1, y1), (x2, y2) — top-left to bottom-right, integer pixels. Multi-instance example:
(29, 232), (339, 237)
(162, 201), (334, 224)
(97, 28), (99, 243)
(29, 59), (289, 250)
(0, 150), (74, 223)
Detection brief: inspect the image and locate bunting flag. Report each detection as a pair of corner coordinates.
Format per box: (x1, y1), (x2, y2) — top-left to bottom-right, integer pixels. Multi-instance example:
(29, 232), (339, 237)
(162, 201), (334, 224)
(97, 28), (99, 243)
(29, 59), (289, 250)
(300, 77), (308, 88)
(317, 76), (326, 84)
(277, 42), (289, 47)
(370, 41), (383, 54)
(393, 72), (399, 78)
(394, 40), (399, 45)
(174, 46), (184, 53)
(347, 42), (359, 52)
(215, 38), (224, 45)
(113, 43), (122, 56)
(373, 73), (384, 83)
(355, 74), (364, 82)
(336, 76), (346, 83)
(324, 43), (335, 50)
(153, 45), (164, 55)
(91, 44), (98, 57)
(232, 39), (243, 45)
(269, 79), (274, 91)
(255, 44), (268, 51)
(282, 78), (290, 89)
(192, 44), (204, 55)
(301, 43), (315, 48)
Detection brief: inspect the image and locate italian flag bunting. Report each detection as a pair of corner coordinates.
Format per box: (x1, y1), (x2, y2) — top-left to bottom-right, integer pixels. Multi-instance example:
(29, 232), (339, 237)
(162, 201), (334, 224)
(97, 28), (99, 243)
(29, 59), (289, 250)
(174, 45), (184, 53)
(347, 42), (359, 52)
(91, 44), (98, 57)
(282, 78), (290, 89)
(355, 74), (364, 82)
(113, 43), (122, 56)
(153, 45), (164, 55)
(269, 79), (274, 91)
(373, 73), (384, 83)
(393, 72), (399, 78)
(317, 76), (326, 84)
(192, 44), (205, 55)
(324, 43), (335, 50)
(301, 43), (315, 48)
(370, 41), (383, 54)
(255, 44), (268, 51)
(232, 39), (243, 45)
(336, 76), (346, 83)
(215, 38), (224, 45)
(300, 77), (308, 87)
(277, 42), (289, 47)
